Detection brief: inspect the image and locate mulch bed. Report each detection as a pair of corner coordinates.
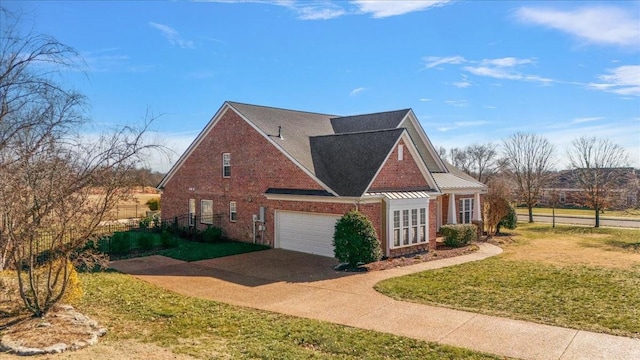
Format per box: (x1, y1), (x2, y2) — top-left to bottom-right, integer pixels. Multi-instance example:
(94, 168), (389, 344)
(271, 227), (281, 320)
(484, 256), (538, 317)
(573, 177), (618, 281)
(363, 243), (480, 271)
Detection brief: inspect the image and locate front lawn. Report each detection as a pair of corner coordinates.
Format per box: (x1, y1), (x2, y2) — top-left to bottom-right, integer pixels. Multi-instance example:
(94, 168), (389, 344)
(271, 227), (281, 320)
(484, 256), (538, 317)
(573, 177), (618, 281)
(73, 272), (502, 359)
(375, 224), (640, 338)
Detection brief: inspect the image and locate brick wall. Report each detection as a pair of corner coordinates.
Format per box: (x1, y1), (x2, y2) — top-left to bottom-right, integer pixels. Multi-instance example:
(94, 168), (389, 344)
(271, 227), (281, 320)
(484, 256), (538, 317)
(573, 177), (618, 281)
(161, 108), (326, 241)
(369, 139), (429, 191)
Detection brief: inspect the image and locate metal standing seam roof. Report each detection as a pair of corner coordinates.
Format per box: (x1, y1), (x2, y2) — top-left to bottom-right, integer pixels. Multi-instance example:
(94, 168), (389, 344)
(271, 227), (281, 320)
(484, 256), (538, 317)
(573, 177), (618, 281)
(431, 173), (486, 190)
(365, 191), (431, 200)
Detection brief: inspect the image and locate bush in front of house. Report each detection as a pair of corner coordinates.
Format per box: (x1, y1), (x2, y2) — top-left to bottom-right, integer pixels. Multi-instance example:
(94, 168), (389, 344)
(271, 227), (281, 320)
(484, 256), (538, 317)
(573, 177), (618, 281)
(110, 231), (132, 254)
(138, 232), (155, 251)
(202, 226), (223, 243)
(333, 210), (382, 268)
(440, 224), (476, 247)
(160, 230), (178, 248)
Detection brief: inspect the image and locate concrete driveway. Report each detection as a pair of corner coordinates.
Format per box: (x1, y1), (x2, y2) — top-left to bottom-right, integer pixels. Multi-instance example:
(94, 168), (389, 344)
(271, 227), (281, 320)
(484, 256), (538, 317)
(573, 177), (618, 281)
(111, 245), (640, 360)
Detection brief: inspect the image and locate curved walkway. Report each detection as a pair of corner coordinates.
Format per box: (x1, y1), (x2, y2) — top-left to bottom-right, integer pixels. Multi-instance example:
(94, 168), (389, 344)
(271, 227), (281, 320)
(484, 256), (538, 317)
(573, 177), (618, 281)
(111, 243), (640, 360)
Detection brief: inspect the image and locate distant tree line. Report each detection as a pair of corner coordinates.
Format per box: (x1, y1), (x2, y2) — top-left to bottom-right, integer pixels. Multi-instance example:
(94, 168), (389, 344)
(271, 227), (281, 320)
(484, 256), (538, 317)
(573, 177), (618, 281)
(438, 133), (634, 228)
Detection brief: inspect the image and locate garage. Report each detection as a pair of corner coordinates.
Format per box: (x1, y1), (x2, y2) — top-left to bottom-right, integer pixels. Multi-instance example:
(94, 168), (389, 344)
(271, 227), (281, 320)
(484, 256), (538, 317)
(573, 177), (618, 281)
(275, 211), (341, 258)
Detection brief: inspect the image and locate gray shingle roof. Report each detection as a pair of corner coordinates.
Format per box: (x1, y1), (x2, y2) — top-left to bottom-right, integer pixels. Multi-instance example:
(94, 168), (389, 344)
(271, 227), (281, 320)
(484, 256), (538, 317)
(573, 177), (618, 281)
(228, 102), (335, 174)
(310, 129), (405, 197)
(331, 109), (410, 134)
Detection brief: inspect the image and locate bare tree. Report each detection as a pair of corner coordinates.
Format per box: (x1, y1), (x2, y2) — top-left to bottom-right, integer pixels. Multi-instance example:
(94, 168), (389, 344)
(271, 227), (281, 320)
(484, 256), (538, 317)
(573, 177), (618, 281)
(502, 132), (555, 223)
(0, 8), (163, 316)
(466, 143), (497, 183)
(483, 177), (512, 235)
(449, 147), (473, 175)
(567, 136), (630, 227)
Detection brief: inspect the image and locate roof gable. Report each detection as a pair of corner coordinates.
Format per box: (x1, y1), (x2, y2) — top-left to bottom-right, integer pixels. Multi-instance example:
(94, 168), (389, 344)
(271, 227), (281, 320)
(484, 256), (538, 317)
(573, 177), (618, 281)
(310, 128), (405, 197)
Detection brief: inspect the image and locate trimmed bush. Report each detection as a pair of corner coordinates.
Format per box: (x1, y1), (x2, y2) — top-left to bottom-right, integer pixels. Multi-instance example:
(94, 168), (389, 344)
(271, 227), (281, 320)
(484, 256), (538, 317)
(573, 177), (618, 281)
(138, 232), (155, 251)
(202, 227), (223, 243)
(160, 230), (178, 248)
(333, 210), (381, 268)
(110, 232), (132, 254)
(146, 197), (160, 211)
(440, 224), (476, 247)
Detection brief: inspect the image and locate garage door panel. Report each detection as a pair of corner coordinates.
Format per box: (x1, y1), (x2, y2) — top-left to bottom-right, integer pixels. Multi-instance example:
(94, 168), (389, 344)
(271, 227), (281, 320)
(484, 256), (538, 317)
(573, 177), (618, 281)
(276, 211), (340, 258)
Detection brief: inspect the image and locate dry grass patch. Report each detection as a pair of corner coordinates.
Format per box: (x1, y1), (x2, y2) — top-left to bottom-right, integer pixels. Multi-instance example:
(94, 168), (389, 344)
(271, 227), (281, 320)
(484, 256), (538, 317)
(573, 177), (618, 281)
(501, 224), (640, 269)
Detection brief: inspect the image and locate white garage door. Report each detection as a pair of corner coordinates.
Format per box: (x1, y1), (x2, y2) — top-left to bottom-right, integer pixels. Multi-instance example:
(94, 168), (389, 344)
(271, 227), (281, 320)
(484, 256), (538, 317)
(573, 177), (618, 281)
(276, 211), (341, 258)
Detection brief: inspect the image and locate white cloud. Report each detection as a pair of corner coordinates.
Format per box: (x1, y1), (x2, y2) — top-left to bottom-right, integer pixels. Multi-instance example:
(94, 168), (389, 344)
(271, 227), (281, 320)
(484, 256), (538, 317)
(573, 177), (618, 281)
(571, 117), (603, 124)
(353, 0), (451, 18)
(588, 65), (640, 96)
(422, 55), (466, 69)
(481, 57), (533, 67)
(149, 22), (194, 49)
(419, 98), (432, 102)
(296, 4), (346, 20)
(349, 87), (367, 96)
(464, 57), (555, 84)
(452, 81), (471, 88)
(444, 100), (468, 107)
(516, 6), (640, 49)
(436, 119), (490, 132)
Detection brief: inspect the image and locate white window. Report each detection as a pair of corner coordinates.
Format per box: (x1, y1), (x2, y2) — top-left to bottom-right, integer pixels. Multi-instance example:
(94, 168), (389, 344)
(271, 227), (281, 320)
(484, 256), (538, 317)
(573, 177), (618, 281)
(188, 199), (196, 226)
(419, 208), (426, 242)
(402, 209), (409, 245)
(398, 144), (404, 161)
(201, 200), (213, 224)
(559, 192), (566, 203)
(459, 198), (473, 224)
(229, 201), (237, 222)
(393, 210), (400, 247)
(222, 153), (231, 178)
(391, 206), (428, 249)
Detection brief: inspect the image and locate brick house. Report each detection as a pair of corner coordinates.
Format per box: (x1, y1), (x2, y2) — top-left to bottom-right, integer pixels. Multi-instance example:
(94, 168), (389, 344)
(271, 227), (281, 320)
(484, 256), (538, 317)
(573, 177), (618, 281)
(539, 168), (639, 210)
(158, 102), (486, 258)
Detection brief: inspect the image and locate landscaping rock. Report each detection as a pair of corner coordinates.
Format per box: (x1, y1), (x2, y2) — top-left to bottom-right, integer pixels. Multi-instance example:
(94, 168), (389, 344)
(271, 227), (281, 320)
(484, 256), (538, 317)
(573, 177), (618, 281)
(0, 305), (107, 356)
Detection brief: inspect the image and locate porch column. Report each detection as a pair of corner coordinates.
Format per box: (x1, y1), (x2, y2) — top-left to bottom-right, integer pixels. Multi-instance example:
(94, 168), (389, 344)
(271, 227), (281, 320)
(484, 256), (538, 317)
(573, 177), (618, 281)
(436, 197), (442, 230)
(448, 194), (457, 224)
(473, 192), (482, 221)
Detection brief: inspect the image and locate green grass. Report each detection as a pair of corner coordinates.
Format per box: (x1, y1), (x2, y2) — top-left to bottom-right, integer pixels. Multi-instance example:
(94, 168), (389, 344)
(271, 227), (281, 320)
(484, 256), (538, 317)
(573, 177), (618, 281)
(516, 207), (640, 219)
(375, 256), (640, 338)
(77, 272), (503, 359)
(158, 240), (270, 262)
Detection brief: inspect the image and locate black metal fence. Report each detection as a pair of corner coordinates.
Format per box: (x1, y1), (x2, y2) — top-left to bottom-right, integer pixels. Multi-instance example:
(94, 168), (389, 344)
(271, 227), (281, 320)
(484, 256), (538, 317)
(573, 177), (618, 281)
(1, 213), (227, 262)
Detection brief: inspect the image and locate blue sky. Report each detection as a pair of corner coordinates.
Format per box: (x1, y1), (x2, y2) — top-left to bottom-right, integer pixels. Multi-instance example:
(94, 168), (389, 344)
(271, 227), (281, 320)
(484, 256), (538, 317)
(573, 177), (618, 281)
(6, 0), (640, 171)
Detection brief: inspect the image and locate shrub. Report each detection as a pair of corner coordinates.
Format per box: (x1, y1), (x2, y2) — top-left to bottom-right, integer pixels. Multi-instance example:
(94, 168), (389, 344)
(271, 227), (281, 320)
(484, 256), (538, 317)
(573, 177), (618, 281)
(110, 232), (132, 254)
(139, 216), (152, 229)
(60, 260), (83, 304)
(333, 210), (381, 268)
(138, 232), (155, 251)
(160, 230), (178, 248)
(146, 197), (160, 211)
(440, 224), (476, 247)
(497, 205), (518, 233)
(202, 227), (223, 243)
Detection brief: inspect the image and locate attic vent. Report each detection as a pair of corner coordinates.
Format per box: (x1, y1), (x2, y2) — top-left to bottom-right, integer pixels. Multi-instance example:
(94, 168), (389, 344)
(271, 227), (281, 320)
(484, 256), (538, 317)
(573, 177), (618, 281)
(278, 125), (283, 139)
